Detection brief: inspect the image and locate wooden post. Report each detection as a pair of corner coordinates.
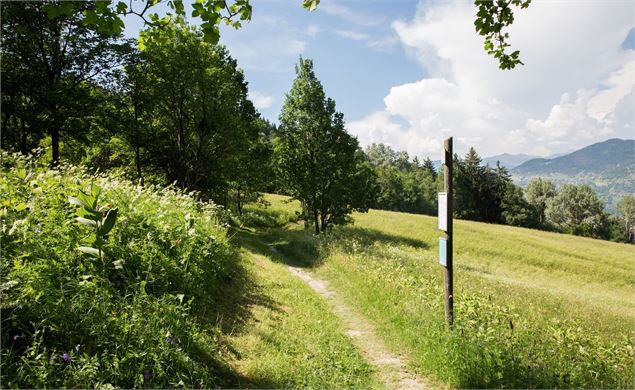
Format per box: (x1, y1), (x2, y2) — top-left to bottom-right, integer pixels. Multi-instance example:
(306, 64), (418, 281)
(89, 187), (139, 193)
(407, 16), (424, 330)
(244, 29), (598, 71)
(443, 137), (454, 327)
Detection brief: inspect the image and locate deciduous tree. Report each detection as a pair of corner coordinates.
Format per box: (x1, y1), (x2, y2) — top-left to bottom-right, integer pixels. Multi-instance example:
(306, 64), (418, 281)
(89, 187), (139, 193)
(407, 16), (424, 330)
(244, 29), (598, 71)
(276, 58), (375, 233)
(545, 184), (609, 238)
(616, 195), (635, 243)
(525, 178), (556, 226)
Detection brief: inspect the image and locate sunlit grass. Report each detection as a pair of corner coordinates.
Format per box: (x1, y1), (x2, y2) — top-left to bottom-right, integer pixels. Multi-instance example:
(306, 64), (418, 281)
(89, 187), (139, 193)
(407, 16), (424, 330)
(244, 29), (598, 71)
(257, 193), (635, 388)
(224, 229), (380, 389)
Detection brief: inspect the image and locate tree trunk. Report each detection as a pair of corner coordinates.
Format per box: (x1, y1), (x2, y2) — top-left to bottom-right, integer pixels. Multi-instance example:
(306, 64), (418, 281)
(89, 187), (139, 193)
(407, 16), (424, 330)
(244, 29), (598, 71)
(303, 202), (309, 229)
(1, 114), (10, 151)
(51, 126), (60, 166)
(236, 188), (243, 216)
(313, 205), (320, 235)
(320, 211), (327, 233)
(135, 146), (144, 186)
(20, 117), (28, 154)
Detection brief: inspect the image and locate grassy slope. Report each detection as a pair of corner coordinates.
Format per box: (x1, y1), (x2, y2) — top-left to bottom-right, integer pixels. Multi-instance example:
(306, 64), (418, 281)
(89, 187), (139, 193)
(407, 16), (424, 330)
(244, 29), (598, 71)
(256, 194), (634, 388)
(354, 209), (634, 330)
(218, 228), (381, 389)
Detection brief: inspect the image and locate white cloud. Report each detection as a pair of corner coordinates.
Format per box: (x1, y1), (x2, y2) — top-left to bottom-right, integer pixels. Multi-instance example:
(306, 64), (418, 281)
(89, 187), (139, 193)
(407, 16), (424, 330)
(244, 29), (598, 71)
(366, 36), (399, 52)
(347, 111), (441, 160)
(319, 1), (384, 27)
(334, 29), (399, 53)
(335, 30), (369, 41)
(587, 59), (635, 123)
(248, 91), (274, 110)
(349, 0), (635, 158)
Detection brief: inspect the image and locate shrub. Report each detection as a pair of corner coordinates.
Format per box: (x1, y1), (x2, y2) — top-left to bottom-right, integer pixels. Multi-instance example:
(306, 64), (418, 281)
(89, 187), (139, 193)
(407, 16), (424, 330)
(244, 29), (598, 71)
(1, 151), (235, 387)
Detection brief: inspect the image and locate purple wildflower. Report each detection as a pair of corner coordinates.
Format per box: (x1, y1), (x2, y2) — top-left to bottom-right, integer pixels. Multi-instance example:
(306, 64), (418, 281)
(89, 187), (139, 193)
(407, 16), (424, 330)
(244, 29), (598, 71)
(166, 335), (175, 345)
(34, 226), (41, 234)
(62, 353), (71, 363)
(12, 335), (19, 342)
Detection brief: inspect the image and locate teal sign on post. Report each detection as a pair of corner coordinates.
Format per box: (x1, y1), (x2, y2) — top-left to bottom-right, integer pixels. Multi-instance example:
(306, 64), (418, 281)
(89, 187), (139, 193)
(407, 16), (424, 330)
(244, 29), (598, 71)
(439, 238), (447, 267)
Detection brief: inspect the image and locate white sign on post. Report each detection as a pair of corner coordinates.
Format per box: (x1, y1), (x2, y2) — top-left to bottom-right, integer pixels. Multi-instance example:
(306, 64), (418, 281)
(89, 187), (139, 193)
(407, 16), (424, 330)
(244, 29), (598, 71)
(438, 192), (447, 231)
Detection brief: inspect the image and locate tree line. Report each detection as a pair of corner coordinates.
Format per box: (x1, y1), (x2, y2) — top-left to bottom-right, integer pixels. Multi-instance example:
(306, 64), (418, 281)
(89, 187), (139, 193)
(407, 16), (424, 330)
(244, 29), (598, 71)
(2, 1), (632, 244)
(2, 3), (271, 213)
(362, 143), (634, 243)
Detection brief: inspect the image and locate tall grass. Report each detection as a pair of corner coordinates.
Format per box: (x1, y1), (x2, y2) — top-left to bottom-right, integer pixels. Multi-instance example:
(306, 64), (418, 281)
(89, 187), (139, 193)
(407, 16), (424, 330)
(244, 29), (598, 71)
(259, 194), (635, 388)
(1, 152), (235, 387)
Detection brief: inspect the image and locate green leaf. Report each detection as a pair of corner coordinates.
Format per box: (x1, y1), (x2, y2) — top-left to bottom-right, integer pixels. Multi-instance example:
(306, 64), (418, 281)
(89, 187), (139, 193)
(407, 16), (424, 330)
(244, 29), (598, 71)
(99, 208), (118, 236)
(14, 203), (28, 212)
(78, 246), (101, 258)
(90, 183), (102, 200)
(202, 27), (220, 43)
(116, 1), (128, 13)
(83, 9), (99, 25)
(303, 0), (320, 11)
(16, 168), (27, 180)
(77, 208), (102, 220)
(172, 0), (185, 15)
(75, 217), (98, 228)
(112, 259), (124, 270)
(77, 191), (96, 210)
(69, 196), (87, 208)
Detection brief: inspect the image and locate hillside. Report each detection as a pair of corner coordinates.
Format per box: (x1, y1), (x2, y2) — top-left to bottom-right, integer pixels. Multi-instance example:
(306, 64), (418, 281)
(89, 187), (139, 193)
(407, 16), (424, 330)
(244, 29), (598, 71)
(0, 155), (378, 388)
(511, 138), (635, 209)
(252, 194), (634, 389)
(482, 153), (537, 168)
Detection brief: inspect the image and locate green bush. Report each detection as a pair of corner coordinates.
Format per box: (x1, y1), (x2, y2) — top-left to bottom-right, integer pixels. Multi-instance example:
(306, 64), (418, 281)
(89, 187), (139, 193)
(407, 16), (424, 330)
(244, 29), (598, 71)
(1, 151), (235, 387)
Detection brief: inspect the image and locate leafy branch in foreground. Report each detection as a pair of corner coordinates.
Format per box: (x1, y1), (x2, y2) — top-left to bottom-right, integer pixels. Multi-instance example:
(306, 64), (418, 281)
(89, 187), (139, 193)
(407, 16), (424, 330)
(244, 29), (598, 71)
(40, 0), (320, 48)
(475, 0), (532, 70)
(69, 184), (118, 263)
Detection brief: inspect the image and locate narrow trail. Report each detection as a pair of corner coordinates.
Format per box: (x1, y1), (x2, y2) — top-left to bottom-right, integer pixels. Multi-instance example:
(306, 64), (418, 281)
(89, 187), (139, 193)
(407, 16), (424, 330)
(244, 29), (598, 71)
(269, 246), (429, 390)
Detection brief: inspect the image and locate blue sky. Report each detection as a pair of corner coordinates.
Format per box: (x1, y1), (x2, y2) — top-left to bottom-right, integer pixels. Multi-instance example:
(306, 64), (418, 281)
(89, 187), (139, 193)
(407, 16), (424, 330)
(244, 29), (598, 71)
(124, 0), (635, 159)
(126, 1), (423, 123)
(219, 0), (423, 122)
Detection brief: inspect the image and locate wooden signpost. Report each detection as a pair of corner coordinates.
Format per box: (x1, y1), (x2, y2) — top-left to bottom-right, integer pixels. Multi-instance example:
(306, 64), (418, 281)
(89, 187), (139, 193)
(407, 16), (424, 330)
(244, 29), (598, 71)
(439, 137), (453, 327)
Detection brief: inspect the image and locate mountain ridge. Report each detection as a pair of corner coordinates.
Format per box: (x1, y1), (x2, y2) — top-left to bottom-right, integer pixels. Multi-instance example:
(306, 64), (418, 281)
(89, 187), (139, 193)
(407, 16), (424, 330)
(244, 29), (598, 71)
(510, 138), (635, 210)
(512, 138), (634, 175)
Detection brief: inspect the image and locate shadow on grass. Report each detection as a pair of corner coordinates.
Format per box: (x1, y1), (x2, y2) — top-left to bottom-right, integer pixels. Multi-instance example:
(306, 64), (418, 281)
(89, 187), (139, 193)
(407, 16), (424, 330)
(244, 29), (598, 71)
(233, 226), (320, 268)
(231, 222), (429, 271)
(188, 236), (286, 388)
(338, 226), (429, 250)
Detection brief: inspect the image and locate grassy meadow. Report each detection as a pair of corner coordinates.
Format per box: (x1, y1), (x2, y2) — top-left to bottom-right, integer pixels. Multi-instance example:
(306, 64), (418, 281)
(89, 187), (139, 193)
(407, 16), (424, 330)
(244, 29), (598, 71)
(251, 193), (635, 388)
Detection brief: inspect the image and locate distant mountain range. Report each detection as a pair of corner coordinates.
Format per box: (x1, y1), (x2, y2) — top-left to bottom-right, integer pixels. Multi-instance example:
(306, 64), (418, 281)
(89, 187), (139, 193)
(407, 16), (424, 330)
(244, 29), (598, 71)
(482, 153), (537, 169)
(510, 138), (635, 211)
(482, 152), (569, 169)
(432, 152), (541, 170)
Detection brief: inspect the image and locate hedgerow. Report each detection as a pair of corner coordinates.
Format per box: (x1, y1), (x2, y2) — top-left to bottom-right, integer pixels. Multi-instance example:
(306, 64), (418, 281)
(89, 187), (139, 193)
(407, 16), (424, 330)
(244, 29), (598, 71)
(1, 151), (235, 387)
